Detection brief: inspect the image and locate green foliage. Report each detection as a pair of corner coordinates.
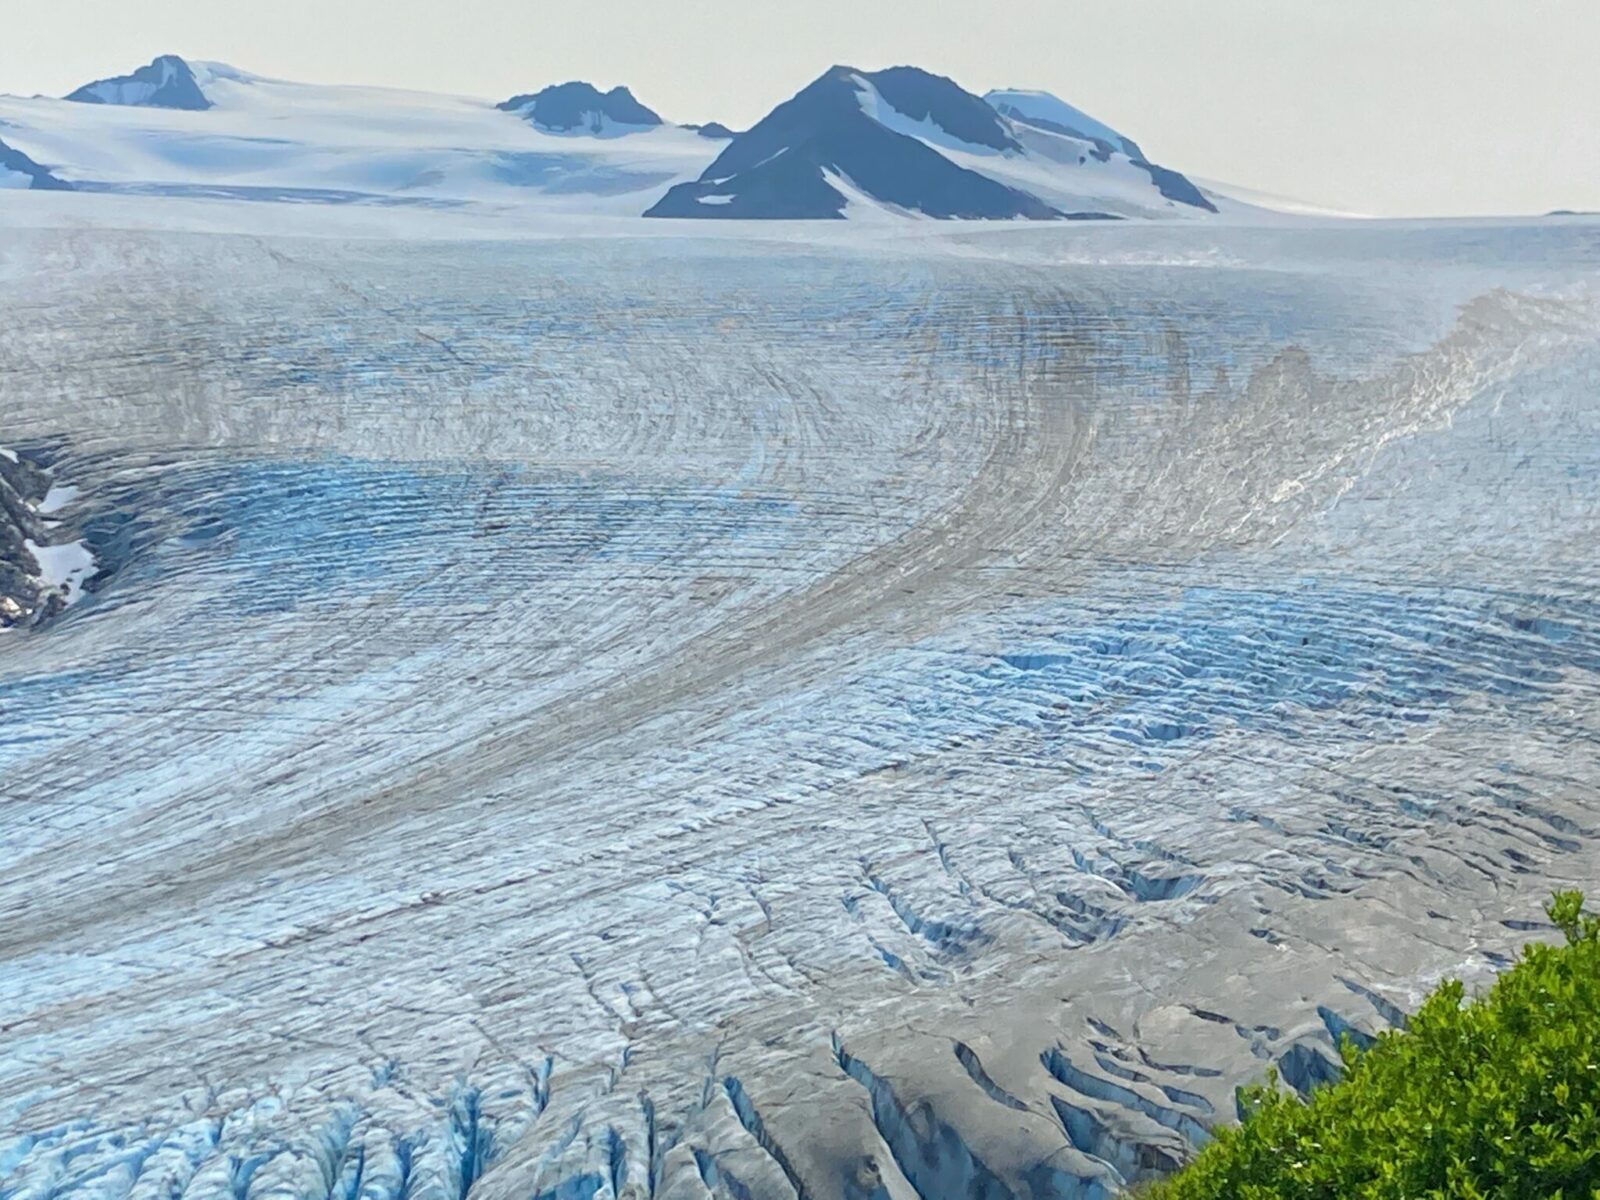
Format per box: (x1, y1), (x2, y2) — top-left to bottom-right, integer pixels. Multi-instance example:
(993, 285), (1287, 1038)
(1143, 892), (1600, 1200)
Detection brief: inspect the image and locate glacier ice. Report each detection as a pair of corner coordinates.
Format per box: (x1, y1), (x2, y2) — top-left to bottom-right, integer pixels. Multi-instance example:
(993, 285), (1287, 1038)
(1, 200), (1599, 1199)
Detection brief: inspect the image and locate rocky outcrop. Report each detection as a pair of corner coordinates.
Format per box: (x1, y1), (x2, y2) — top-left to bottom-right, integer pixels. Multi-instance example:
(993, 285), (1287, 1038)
(0, 448), (94, 629)
(1, 450), (50, 627)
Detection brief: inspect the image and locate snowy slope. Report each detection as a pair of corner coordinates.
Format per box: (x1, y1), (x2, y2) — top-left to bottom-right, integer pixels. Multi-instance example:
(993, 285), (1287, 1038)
(984, 88), (1143, 158)
(0, 446), (94, 630)
(983, 88), (1216, 212)
(0, 58), (718, 213)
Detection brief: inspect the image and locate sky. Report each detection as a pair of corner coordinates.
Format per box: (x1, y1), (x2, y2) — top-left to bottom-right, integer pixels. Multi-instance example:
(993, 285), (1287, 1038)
(3, 0), (1598, 217)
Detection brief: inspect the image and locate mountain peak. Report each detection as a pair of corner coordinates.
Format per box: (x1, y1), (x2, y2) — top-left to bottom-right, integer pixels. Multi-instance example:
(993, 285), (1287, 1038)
(497, 81), (663, 136)
(647, 62), (1218, 221)
(647, 63), (1059, 221)
(65, 55), (213, 111)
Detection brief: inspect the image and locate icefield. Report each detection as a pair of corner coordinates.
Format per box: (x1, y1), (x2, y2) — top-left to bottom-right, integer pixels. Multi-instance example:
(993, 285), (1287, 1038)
(2, 196), (1600, 1200)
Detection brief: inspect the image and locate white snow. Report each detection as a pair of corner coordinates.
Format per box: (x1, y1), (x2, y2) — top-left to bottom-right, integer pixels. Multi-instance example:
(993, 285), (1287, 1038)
(516, 109), (659, 139)
(819, 166), (922, 222)
(1192, 175), (1374, 219)
(37, 484), (80, 515)
(23, 537), (95, 603)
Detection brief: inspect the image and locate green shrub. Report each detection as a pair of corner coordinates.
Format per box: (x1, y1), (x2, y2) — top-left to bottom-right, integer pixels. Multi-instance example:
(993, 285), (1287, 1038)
(1142, 892), (1600, 1200)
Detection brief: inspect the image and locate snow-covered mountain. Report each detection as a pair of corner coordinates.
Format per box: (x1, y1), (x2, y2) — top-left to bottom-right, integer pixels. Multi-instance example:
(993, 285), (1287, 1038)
(648, 65), (1215, 220)
(497, 81), (663, 136)
(2, 56), (1224, 220)
(0, 57), (717, 214)
(65, 54), (213, 110)
(648, 66), (1060, 220)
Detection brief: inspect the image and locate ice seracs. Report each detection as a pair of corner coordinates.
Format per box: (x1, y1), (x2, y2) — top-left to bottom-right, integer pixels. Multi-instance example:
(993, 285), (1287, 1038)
(65, 54), (214, 111)
(496, 81), (664, 136)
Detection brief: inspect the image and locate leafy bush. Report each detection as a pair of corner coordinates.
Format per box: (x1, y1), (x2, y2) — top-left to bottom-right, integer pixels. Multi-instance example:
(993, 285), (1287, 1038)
(1143, 892), (1600, 1199)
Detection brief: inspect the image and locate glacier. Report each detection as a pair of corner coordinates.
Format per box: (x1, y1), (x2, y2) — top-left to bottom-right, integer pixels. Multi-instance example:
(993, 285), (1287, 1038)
(1, 190), (1599, 1200)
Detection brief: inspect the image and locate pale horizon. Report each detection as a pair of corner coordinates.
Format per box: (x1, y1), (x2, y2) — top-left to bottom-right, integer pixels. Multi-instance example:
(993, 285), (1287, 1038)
(4, 0), (1599, 217)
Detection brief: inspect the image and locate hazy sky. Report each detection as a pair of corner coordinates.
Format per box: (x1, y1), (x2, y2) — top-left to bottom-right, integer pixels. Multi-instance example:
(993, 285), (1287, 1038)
(5, 1), (1597, 216)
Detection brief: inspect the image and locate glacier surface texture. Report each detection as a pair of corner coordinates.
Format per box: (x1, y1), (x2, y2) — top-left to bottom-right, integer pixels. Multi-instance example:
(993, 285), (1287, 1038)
(3, 202), (1600, 1200)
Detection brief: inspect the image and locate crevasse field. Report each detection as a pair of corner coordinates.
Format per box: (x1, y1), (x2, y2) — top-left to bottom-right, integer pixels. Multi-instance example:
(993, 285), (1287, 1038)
(3, 197), (1599, 1200)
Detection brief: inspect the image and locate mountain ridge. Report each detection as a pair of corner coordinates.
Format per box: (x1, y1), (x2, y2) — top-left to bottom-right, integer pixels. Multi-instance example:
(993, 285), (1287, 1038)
(19, 54), (1224, 220)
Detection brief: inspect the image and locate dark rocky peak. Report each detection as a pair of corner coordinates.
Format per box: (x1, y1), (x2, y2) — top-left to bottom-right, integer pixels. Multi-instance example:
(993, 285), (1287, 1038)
(66, 55), (212, 111)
